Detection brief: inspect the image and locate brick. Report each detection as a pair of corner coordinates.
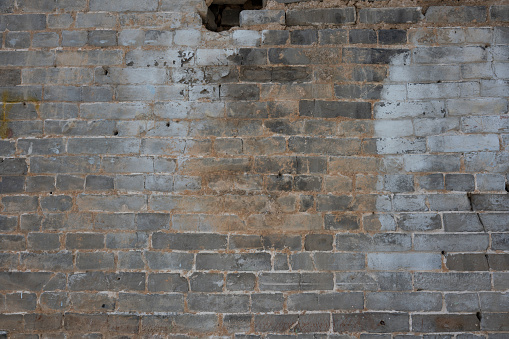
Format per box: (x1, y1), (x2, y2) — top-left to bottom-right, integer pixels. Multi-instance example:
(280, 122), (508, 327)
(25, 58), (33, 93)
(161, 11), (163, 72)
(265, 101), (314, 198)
(90, 0), (158, 11)
(287, 292), (363, 311)
(76, 252), (115, 270)
(118, 293), (183, 312)
(196, 253), (270, 271)
(397, 213), (441, 231)
(445, 293), (480, 312)
(367, 292), (442, 311)
(5, 292), (37, 312)
(27, 233), (60, 251)
(413, 46), (487, 64)
(188, 294), (249, 313)
(68, 272), (145, 291)
(141, 314), (219, 333)
(426, 6), (486, 23)
(336, 233), (410, 252)
(344, 47), (409, 64)
(147, 273), (188, 292)
(259, 273), (333, 291)
(0, 272), (56, 291)
(471, 194), (509, 211)
(368, 253), (441, 271)
(360, 8), (422, 24)
(255, 313), (330, 333)
(262, 30), (289, 45)
(286, 8), (355, 26)
(152, 232), (226, 250)
(413, 314), (480, 332)
(333, 313), (409, 333)
(491, 5), (509, 21)
(226, 273), (255, 291)
(240, 10), (285, 26)
(2, 196), (38, 212)
(415, 272), (491, 291)
(379, 29), (407, 44)
(300, 100), (371, 119)
(145, 251), (193, 270)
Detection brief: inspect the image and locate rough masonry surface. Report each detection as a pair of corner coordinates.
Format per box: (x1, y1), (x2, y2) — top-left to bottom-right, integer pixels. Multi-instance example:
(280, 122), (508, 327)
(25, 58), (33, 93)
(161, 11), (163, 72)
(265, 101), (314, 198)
(0, 0), (508, 337)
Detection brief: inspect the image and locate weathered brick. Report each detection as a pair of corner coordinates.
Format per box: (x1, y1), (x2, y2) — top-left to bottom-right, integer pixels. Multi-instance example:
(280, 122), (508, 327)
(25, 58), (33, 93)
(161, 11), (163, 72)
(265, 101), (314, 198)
(414, 272), (491, 291)
(255, 313), (330, 333)
(426, 6), (486, 23)
(68, 272), (145, 291)
(334, 313), (409, 333)
(413, 314), (480, 332)
(286, 8), (355, 26)
(145, 251), (193, 270)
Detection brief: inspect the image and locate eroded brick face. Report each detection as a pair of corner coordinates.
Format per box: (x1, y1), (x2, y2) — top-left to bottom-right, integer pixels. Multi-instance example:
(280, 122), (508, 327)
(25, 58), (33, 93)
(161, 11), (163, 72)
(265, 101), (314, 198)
(0, 0), (508, 337)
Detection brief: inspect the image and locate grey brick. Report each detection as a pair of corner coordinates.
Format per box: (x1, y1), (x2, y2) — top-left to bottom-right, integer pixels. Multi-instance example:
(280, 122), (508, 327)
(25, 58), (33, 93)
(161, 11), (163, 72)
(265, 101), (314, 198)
(379, 29), (407, 44)
(255, 313), (330, 333)
(226, 273), (255, 291)
(32, 32), (59, 48)
(3, 196), (38, 212)
(145, 251), (193, 270)
(413, 314), (479, 332)
(337, 272), (407, 292)
(5, 32), (30, 49)
(240, 10), (285, 26)
(397, 213), (441, 231)
(152, 232), (227, 250)
(491, 5), (509, 21)
(445, 174), (475, 191)
(360, 8), (422, 24)
(415, 234), (488, 252)
(415, 272), (491, 291)
(189, 272), (223, 292)
(367, 292), (442, 311)
(251, 293), (284, 312)
(21, 252), (73, 271)
(68, 272), (145, 291)
(291, 30), (318, 45)
(147, 273), (188, 292)
(259, 273), (333, 291)
(197, 253), (270, 271)
(349, 29), (376, 44)
(27, 233), (60, 251)
(471, 194), (509, 211)
(118, 293), (183, 313)
(445, 293), (480, 312)
(76, 252), (115, 270)
(90, 0), (158, 11)
(5, 293), (37, 312)
(188, 293), (249, 313)
(262, 30), (289, 45)
(0, 14), (46, 31)
(116, 251), (143, 270)
(62, 31), (87, 47)
(41, 195), (73, 212)
(0, 176), (24, 193)
(286, 8), (355, 26)
(426, 6), (486, 23)
(333, 313), (409, 333)
(368, 253), (441, 271)
(106, 232), (148, 249)
(413, 46), (487, 64)
(289, 292), (363, 311)
(48, 13), (73, 28)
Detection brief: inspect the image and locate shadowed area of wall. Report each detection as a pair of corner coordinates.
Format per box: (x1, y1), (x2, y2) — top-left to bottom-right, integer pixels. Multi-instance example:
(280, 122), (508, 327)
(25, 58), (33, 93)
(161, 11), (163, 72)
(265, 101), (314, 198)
(0, 0), (508, 337)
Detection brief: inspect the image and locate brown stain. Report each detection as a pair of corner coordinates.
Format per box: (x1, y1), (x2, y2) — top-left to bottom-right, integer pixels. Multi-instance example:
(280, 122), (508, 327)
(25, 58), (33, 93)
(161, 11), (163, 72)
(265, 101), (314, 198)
(0, 91), (41, 139)
(0, 92), (13, 139)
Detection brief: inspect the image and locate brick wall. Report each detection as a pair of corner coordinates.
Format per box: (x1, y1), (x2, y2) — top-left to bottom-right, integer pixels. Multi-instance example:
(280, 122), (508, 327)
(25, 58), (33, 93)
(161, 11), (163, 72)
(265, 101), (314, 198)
(0, 0), (508, 337)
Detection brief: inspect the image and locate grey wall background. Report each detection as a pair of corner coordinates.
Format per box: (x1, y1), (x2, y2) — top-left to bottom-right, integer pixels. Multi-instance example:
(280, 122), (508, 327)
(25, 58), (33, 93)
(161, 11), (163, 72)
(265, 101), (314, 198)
(0, 0), (508, 337)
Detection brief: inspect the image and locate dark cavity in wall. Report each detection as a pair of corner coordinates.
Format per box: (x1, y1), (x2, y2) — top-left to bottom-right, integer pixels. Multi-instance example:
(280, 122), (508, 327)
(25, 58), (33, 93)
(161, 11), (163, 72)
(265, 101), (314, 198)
(204, 0), (264, 31)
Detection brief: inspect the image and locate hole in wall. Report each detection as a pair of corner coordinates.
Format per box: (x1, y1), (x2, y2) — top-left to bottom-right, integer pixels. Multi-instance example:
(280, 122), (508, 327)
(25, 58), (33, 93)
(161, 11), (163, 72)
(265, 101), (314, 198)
(202, 0), (264, 32)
